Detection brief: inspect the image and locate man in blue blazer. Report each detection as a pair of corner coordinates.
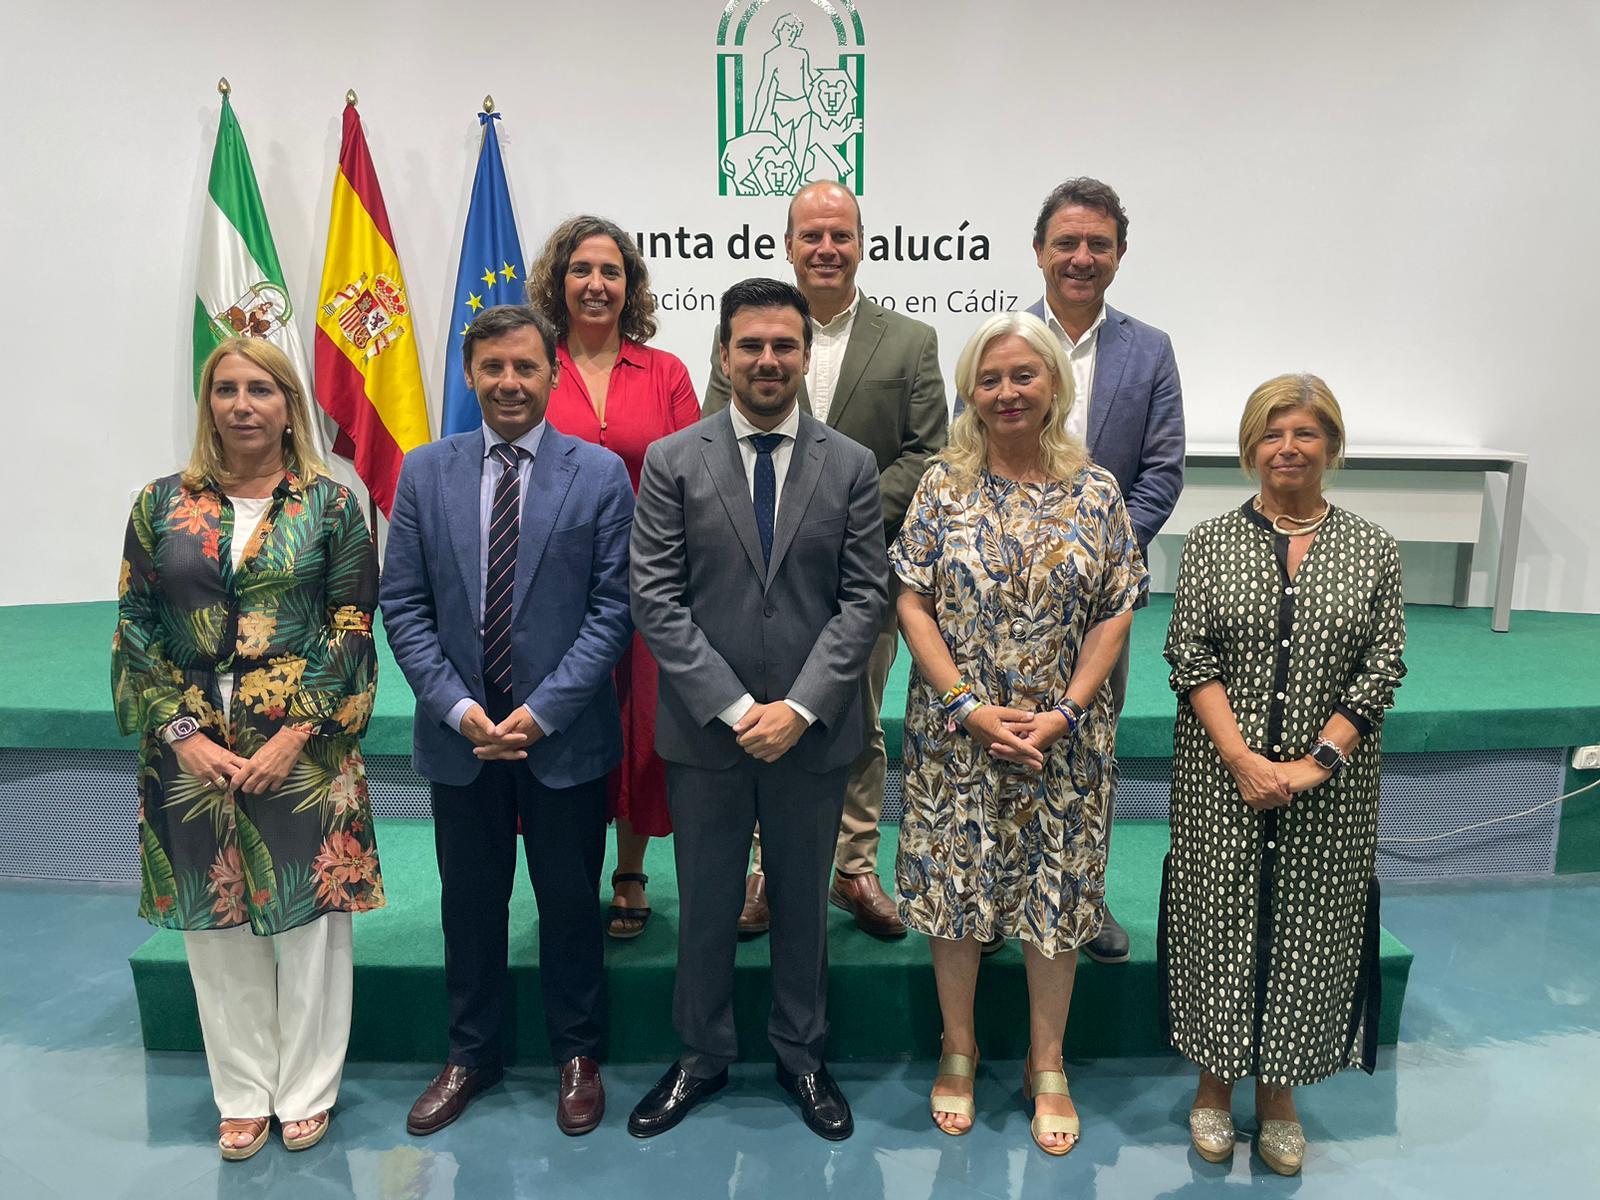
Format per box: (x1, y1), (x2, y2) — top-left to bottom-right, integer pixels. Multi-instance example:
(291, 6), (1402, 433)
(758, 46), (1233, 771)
(1029, 177), (1185, 963)
(381, 305), (634, 1137)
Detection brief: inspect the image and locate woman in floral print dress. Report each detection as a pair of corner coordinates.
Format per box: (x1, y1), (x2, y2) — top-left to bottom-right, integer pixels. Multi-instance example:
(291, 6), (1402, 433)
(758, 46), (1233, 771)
(891, 313), (1147, 1154)
(112, 338), (382, 1159)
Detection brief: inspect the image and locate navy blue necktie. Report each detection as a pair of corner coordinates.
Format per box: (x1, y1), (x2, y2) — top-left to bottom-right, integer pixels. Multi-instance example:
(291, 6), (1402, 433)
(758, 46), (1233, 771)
(483, 442), (525, 694)
(750, 433), (784, 567)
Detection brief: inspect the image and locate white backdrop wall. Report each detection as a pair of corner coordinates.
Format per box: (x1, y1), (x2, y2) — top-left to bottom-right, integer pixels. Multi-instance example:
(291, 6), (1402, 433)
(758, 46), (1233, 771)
(3, 0), (1598, 610)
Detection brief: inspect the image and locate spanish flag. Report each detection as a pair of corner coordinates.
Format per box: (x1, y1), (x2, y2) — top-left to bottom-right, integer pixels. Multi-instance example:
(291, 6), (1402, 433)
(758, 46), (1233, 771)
(314, 98), (430, 517)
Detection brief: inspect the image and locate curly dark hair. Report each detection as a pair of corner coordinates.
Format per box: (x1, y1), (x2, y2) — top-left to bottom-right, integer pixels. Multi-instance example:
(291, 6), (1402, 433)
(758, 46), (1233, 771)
(1032, 177), (1129, 249)
(525, 215), (658, 343)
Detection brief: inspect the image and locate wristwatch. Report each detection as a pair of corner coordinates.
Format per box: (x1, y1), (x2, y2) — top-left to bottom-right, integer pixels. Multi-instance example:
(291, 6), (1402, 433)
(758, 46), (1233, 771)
(161, 715), (201, 745)
(1309, 736), (1347, 776)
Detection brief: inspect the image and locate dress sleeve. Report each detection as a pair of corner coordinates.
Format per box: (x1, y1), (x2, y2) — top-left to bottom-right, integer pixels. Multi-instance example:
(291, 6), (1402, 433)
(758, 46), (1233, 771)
(1335, 533), (1407, 733)
(284, 485), (380, 737)
(1164, 522), (1224, 696)
(111, 482), (187, 737)
(1090, 479), (1149, 624)
(663, 352), (702, 432)
(888, 463), (944, 594)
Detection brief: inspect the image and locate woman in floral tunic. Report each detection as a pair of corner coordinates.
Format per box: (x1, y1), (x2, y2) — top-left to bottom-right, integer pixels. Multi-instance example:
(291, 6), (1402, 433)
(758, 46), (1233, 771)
(1161, 374), (1405, 1175)
(112, 338), (382, 1159)
(891, 313), (1147, 1154)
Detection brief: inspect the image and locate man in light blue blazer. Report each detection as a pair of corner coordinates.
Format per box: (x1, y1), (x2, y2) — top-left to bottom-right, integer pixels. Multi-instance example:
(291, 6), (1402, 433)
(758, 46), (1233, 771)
(1029, 177), (1185, 963)
(381, 305), (634, 1138)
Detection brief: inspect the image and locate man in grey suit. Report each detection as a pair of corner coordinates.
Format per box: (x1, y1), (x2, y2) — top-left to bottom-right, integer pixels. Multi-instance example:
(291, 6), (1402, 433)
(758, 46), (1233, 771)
(704, 181), (947, 940)
(1028, 177), (1186, 963)
(628, 278), (889, 1140)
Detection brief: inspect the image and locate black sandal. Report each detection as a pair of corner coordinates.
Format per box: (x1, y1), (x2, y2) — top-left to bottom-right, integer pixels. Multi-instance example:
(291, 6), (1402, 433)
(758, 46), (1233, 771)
(606, 871), (652, 939)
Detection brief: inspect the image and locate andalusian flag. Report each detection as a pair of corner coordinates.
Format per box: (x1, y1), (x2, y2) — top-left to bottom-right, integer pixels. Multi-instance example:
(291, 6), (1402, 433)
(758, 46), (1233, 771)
(314, 99), (430, 517)
(193, 90), (330, 459)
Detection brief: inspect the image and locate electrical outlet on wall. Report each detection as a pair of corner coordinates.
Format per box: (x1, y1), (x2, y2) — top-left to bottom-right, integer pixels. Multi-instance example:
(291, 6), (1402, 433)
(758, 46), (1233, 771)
(1573, 746), (1600, 771)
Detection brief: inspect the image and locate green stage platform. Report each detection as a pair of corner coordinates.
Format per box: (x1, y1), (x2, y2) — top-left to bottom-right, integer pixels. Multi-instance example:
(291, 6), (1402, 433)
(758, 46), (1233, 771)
(5, 597), (1599, 760)
(129, 819), (1413, 1063)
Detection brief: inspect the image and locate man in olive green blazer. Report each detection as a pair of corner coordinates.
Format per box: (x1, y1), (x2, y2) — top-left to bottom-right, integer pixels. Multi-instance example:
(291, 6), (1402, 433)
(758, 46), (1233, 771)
(703, 182), (948, 939)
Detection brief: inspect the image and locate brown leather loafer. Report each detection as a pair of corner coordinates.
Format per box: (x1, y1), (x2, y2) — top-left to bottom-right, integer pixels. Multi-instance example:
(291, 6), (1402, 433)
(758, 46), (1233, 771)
(556, 1055), (605, 1135)
(738, 872), (770, 936)
(829, 870), (907, 938)
(406, 1064), (503, 1135)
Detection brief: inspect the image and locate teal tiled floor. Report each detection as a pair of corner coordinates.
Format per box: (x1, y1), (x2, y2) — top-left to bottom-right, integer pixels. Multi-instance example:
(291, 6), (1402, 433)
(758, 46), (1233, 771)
(3, 873), (1597, 1197)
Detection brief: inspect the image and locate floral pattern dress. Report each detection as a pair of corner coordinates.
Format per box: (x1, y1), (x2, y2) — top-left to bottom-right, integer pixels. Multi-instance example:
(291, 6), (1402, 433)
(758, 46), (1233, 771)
(112, 471), (384, 935)
(890, 460), (1148, 957)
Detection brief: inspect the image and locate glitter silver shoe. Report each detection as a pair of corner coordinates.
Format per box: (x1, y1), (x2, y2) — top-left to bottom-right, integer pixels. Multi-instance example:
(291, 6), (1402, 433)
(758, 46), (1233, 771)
(1257, 1120), (1306, 1175)
(1188, 1107), (1235, 1163)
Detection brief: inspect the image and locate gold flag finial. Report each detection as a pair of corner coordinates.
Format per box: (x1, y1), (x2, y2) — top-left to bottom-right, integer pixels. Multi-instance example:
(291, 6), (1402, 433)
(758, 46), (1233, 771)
(345, 88), (358, 106)
(217, 77), (231, 97)
(483, 95), (495, 114)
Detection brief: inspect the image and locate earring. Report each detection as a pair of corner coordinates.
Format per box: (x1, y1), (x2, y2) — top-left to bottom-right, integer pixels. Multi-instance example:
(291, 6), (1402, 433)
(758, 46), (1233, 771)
(284, 427), (293, 435)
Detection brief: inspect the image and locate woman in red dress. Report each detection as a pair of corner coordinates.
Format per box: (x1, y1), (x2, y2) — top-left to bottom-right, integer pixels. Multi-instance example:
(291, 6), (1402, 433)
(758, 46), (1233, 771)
(527, 215), (700, 938)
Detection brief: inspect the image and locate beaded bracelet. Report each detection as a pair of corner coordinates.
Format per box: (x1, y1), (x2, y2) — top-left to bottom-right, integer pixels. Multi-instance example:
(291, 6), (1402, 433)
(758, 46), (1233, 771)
(1054, 697), (1086, 734)
(939, 681), (974, 710)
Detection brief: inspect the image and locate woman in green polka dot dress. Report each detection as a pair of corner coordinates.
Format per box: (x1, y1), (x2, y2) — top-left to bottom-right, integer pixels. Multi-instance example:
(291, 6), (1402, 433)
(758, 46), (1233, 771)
(1161, 374), (1406, 1175)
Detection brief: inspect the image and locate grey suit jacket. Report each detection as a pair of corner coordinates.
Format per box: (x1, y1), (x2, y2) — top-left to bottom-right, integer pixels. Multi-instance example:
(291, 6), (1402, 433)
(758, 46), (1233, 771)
(702, 296), (947, 543)
(630, 407), (890, 773)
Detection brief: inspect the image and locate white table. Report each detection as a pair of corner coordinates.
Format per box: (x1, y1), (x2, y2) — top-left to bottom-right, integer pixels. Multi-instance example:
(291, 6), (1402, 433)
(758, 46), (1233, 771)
(1162, 445), (1528, 631)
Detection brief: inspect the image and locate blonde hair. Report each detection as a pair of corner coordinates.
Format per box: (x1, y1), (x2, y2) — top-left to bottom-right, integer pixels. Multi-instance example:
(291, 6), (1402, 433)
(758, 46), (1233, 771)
(1238, 373), (1345, 476)
(184, 339), (326, 491)
(940, 312), (1087, 484)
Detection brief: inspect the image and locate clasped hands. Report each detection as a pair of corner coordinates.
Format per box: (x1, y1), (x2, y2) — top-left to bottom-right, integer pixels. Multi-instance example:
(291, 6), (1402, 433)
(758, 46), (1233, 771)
(461, 704), (545, 761)
(961, 704), (1075, 772)
(172, 725), (309, 796)
(733, 701), (808, 763)
(1226, 750), (1330, 811)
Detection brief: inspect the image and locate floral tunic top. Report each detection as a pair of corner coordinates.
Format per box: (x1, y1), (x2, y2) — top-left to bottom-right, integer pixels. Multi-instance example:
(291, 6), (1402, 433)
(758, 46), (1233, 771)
(112, 471), (384, 934)
(890, 460), (1148, 956)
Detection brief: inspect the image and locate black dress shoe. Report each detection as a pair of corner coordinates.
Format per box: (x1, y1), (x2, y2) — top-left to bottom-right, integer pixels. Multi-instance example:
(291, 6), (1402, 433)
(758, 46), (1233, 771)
(627, 1062), (728, 1138)
(1084, 906), (1131, 964)
(776, 1062), (853, 1141)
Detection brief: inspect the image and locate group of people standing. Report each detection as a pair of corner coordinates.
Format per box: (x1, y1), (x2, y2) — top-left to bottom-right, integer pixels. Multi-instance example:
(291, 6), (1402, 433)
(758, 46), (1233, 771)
(113, 175), (1405, 1174)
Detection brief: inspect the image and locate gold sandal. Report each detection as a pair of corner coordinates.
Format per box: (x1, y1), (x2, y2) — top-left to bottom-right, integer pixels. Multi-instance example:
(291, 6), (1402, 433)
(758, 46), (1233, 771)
(218, 1116), (270, 1161)
(282, 1110), (330, 1151)
(1023, 1059), (1080, 1156)
(929, 1051), (977, 1135)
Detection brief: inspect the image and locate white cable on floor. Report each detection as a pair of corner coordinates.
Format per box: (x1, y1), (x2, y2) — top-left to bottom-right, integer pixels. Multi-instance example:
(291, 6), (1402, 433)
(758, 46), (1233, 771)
(1377, 775), (1600, 846)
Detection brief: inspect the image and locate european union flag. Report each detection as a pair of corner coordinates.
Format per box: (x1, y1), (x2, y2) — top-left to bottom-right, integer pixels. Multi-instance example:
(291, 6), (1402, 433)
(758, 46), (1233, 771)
(441, 110), (525, 436)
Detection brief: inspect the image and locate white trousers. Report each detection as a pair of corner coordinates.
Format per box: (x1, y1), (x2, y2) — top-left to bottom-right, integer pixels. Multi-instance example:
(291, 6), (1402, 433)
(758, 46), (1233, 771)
(183, 912), (353, 1121)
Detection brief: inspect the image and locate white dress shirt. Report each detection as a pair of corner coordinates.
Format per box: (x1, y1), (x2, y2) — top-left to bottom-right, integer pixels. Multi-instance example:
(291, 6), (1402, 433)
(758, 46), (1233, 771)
(805, 289), (861, 425)
(1044, 305), (1106, 446)
(445, 420), (549, 734)
(718, 401), (816, 729)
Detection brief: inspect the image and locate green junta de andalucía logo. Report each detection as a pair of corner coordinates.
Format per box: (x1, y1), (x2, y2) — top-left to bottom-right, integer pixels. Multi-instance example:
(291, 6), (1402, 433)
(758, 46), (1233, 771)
(716, 0), (866, 197)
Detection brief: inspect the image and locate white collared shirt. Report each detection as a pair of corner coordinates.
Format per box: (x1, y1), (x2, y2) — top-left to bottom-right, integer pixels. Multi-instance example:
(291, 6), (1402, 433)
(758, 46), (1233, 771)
(805, 289), (862, 425)
(1044, 306), (1106, 445)
(727, 398), (802, 515)
(718, 400), (815, 730)
(444, 420), (549, 735)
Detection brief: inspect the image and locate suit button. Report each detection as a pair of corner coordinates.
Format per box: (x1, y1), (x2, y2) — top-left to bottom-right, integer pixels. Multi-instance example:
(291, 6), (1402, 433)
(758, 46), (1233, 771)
(764, 605), (776, 618)
(757, 661), (765, 671)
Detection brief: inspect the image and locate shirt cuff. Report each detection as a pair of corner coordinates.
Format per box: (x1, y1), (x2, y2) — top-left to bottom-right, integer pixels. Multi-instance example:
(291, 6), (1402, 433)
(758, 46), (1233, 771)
(522, 704), (549, 736)
(718, 693), (756, 727)
(445, 697), (475, 733)
(784, 698), (817, 726)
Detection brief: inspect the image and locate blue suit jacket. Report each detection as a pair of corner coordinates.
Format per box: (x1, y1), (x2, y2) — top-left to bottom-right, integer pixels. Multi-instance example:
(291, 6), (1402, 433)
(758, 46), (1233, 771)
(379, 426), (635, 789)
(1025, 299), (1185, 551)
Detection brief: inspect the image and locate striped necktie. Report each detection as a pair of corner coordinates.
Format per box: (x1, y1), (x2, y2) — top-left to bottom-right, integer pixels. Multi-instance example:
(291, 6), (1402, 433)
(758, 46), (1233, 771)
(483, 442), (525, 695)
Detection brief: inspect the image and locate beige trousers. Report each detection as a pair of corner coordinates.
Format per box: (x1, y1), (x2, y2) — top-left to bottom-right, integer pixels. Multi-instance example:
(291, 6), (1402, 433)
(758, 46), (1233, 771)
(183, 912), (353, 1122)
(753, 602), (900, 878)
